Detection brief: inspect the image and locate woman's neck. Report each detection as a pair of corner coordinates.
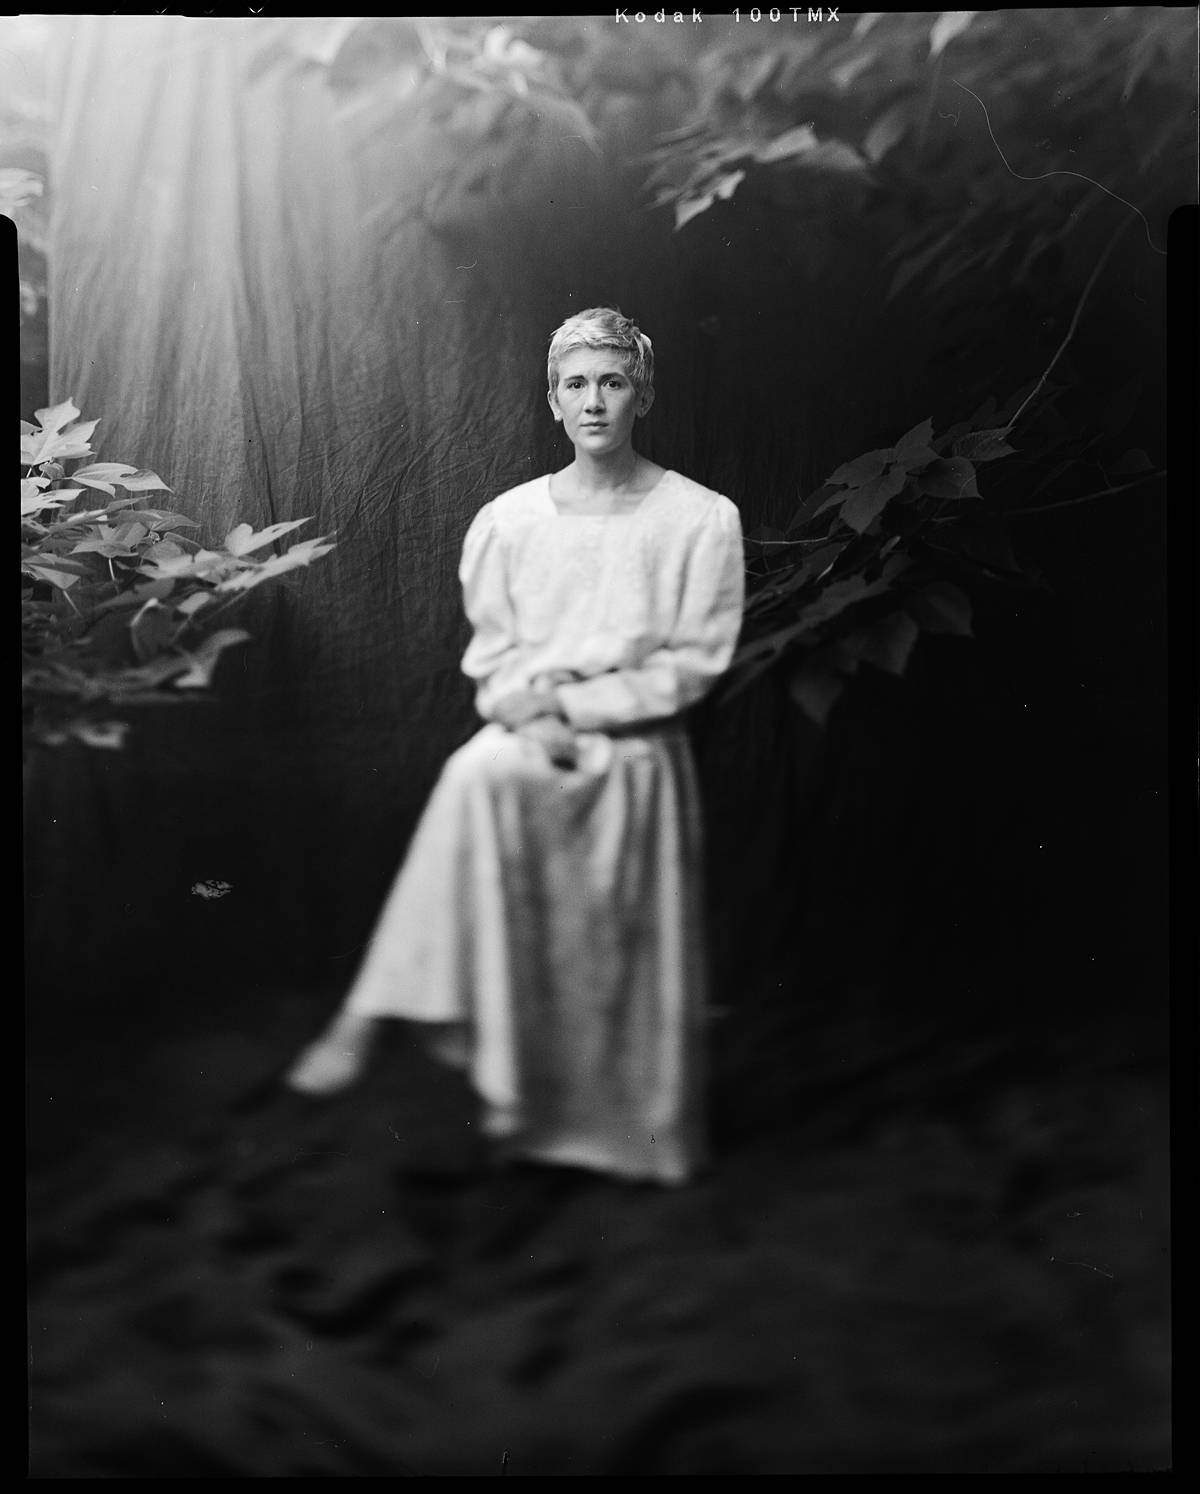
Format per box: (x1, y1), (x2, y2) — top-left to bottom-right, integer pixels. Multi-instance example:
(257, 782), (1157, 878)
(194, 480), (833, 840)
(549, 454), (666, 515)
(569, 446), (641, 496)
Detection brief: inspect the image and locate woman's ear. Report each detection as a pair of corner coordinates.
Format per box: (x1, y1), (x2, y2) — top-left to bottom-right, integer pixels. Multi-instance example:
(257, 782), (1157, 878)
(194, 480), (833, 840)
(547, 388), (562, 421)
(637, 387), (655, 418)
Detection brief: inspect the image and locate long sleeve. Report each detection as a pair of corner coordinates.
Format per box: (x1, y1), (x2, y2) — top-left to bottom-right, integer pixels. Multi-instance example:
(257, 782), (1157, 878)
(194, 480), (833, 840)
(554, 496), (745, 732)
(459, 502), (532, 721)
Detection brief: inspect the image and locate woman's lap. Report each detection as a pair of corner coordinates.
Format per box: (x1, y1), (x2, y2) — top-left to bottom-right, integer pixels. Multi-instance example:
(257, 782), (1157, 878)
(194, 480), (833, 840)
(345, 718), (707, 1181)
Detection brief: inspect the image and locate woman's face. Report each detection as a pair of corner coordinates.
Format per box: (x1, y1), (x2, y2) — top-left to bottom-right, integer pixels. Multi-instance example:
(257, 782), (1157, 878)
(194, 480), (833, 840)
(548, 348), (651, 456)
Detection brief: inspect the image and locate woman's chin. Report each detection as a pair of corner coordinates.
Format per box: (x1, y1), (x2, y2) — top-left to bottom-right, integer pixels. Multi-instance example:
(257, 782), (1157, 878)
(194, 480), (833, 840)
(572, 429), (624, 453)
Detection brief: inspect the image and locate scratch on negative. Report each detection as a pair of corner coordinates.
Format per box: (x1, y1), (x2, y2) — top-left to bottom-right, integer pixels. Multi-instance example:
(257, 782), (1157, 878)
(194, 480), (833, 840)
(1049, 1255), (1115, 1279)
(952, 79), (1166, 255)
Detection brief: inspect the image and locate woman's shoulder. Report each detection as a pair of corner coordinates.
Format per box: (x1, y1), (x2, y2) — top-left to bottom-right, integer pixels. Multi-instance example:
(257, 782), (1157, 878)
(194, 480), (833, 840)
(657, 470), (741, 529)
(489, 474), (551, 518)
(462, 477), (549, 550)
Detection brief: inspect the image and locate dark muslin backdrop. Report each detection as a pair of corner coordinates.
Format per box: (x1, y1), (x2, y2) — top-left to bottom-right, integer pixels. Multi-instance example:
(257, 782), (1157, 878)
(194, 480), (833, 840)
(24, 15), (1169, 1034)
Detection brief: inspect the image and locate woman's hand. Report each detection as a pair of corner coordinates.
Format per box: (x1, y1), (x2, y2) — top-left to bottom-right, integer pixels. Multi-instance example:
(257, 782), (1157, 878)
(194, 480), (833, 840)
(516, 714), (578, 768)
(492, 687), (562, 729)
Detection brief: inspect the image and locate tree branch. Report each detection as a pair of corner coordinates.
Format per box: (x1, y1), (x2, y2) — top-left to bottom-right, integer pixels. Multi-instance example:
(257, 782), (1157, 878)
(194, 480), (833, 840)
(1002, 470), (1165, 516)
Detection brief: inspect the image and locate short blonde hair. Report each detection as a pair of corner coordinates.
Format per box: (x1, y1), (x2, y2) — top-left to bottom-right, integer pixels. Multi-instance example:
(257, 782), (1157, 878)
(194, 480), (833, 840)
(546, 307), (654, 401)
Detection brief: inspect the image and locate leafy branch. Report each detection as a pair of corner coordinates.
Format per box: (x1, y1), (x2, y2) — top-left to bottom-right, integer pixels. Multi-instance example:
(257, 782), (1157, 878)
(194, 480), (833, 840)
(21, 399), (336, 752)
(719, 227), (1159, 725)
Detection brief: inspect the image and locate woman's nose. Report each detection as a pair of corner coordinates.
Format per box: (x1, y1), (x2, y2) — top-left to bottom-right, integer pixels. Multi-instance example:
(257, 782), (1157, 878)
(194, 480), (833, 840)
(584, 385), (604, 410)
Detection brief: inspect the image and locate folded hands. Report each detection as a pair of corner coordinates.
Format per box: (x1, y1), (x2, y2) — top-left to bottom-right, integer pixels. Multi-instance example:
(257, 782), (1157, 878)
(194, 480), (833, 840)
(493, 680), (578, 768)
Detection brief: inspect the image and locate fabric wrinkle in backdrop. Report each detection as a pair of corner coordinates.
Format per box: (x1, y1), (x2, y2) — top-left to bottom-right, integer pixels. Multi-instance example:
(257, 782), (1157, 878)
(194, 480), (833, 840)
(28, 14), (1162, 1023)
(34, 16), (666, 989)
(35, 14), (874, 998)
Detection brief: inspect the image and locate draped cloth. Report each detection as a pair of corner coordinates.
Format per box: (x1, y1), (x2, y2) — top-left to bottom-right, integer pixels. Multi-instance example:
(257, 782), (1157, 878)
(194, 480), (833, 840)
(37, 15), (665, 981)
(343, 471), (745, 1183)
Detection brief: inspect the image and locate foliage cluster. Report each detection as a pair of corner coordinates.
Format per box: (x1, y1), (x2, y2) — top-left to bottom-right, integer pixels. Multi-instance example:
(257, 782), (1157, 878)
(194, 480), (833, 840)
(22, 400), (335, 751)
(726, 362), (1160, 721)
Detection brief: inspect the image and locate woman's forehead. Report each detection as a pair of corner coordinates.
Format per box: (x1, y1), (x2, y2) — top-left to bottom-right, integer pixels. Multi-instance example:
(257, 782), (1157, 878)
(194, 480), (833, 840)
(555, 347), (633, 379)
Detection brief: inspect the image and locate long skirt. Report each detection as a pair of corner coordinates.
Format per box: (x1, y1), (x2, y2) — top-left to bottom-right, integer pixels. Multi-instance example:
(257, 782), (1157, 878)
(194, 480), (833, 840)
(344, 721), (708, 1184)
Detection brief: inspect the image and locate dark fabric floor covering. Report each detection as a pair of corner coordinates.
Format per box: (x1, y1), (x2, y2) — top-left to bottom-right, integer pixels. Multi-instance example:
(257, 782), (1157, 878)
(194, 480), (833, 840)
(27, 973), (1170, 1476)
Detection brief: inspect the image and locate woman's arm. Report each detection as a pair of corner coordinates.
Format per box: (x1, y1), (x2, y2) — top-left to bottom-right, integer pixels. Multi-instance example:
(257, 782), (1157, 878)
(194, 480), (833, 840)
(459, 507), (578, 765)
(552, 496), (745, 732)
(459, 502), (540, 723)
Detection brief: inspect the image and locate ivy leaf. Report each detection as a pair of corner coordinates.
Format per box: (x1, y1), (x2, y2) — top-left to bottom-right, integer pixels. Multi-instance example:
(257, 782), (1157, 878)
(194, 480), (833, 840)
(175, 591), (214, 616)
(863, 103), (909, 165)
(791, 482), (844, 528)
(21, 554), (92, 589)
(114, 469), (172, 493)
(71, 462), (139, 496)
(216, 536), (337, 591)
(789, 666), (845, 726)
(173, 629), (252, 690)
(892, 447), (940, 476)
(830, 50), (877, 92)
(745, 540), (849, 614)
(892, 418), (935, 455)
(69, 521), (148, 558)
(144, 547), (238, 583)
(31, 398), (82, 436)
(798, 140), (869, 175)
(826, 447), (892, 489)
(675, 192), (715, 230)
(844, 610), (920, 676)
(886, 229), (956, 300)
(916, 456), (980, 500)
(129, 598), (179, 663)
(712, 168), (745, 202)
(72, 720), (129, 751)
(1111, 447), (1154, 475)
(951, 428), (1017, 462)
(840, 464), (910, 533)
(22, 482), (85, 516)
(788, 569), (900, 632)
(93, 578), (178, 614)
(224, 518), (312, 556)
(119, 510), (198, 532)
(929, 12), (976, 59)
(908, 581), (973, 636)
(755, 124), (819, 165)
(21, 417), (100, 467)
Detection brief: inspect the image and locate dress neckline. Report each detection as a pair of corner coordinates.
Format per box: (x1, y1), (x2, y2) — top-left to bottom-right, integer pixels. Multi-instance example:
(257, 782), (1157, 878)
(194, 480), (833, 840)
(543, 468), (674, 518)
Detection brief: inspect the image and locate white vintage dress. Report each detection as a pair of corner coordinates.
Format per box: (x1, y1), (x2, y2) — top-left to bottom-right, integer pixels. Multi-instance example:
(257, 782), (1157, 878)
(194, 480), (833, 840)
(344, 469), (745, 1183)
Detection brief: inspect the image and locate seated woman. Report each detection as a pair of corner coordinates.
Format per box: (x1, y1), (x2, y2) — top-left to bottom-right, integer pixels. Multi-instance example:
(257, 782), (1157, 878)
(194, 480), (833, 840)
(286, 307), (745, 1185)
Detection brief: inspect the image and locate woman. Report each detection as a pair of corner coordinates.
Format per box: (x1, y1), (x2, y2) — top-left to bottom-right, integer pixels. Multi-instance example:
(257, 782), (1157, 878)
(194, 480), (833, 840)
(287, 308), (744, 1184)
